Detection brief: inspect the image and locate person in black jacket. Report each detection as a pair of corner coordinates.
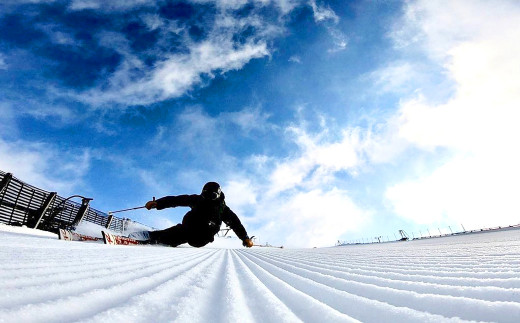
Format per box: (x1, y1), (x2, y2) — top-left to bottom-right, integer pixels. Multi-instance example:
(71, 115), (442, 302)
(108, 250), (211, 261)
(135, 182), (253, 248)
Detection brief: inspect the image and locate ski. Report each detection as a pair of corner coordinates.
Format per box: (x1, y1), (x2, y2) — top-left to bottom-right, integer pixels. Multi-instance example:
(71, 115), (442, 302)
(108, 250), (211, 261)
(59, 228), (102, 242)
(101, 230), (141, 245)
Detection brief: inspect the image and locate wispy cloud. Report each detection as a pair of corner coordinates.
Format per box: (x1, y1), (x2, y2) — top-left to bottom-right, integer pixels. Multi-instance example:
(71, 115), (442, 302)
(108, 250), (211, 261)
(367, 61), (417, 94)
(308, 0), (347, 52)
(176, 106), (223, 150)
(81, 39), (269, 106)
(66, 2), (283, 107)
(225, 106), (272, 134)
(153, 105), (274, 155)
(0, 1), (291, 109)
(267, 124), (363, 195)
(67, 0), (298, 13)
(309, 0), (339, 23)
(68, 0), (155, 11)
(288, 55), (301, 63)
(218, 114), (378, 247)
(326, 27), (348, 53)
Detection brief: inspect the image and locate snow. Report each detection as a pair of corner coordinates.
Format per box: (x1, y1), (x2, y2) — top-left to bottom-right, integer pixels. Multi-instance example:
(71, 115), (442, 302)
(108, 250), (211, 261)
(1, 224), (520, 322)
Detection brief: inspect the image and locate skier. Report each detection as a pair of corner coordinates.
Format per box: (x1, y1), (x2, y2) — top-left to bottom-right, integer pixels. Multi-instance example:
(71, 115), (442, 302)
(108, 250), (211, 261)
(130, 182), (254, 248)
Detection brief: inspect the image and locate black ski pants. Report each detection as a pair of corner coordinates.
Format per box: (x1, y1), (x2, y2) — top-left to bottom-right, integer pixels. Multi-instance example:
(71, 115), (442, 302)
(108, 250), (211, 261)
(149, 213), (219, 247)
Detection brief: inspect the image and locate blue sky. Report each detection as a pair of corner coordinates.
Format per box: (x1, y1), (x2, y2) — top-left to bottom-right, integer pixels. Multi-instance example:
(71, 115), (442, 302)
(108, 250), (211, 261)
(1, 0), (519, 247)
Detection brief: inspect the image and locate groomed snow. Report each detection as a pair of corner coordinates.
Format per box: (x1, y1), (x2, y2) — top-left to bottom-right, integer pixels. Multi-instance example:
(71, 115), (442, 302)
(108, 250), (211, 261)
(1, 224), (519, 322)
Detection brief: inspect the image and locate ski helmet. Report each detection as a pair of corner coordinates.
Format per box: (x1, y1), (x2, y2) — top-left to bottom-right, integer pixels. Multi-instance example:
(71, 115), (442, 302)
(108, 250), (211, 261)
(201, 182), (222, 200)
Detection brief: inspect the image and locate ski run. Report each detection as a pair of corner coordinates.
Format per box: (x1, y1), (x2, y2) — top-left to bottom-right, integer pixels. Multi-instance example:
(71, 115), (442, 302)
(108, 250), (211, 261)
(1, 225), (520, 322)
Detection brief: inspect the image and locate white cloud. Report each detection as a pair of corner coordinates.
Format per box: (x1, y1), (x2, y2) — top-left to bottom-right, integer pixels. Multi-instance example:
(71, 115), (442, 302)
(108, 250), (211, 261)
(225, 106), (272, 134)
(79, 30), (269, 107)
(0, 138), (91, 195)
(224, 118), (374, 247)
(67, 0), (297, 13)
(288, 55), (301, 63)
(176, 106), (221, 148)
(140, 13), (165, 31)
(36, 22), (78, 46)
(1, 0), (58, 4)
(272, 0), (299, 14)
(69, 0), (153, 11)
(211, 0), (250, 10)
(391, 0), (520, 62)
(153, 105), (274, 152)
(152, 40), (267, 97)
(368, 62), (416, 94)
(1, 97), (81, 129)
(222, 179), (258, 214)
(4, 1), (294, 108)
(268, 156), (314, 195)
(326, 27), (347, 53)
(308, 0), (346, 52)
(60, 1), (295, 107)
(24, 105), (77, 126)
(383, 0), (520, 229)
(205, 0), (299, 14)
(309, 0), (339, 24)
(69, 0), (100, 10)
(267, 124), (364, 195)
(233, 0), (520, 246)
(386, 152), (520, 230)
(252, 188), (370, 248)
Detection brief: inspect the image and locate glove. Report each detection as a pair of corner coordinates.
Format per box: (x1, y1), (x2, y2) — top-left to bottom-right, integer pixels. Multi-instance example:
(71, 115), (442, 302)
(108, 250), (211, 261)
(242, 238), (253, 248)
(145, 200), (157, 210)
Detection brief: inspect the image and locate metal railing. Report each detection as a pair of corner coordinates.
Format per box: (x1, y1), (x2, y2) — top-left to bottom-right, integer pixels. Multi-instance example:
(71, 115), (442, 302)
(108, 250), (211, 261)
(0, 170), (145, 234)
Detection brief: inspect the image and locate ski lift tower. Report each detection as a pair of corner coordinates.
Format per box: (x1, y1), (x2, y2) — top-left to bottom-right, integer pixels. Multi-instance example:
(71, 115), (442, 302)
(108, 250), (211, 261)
(398, 230), (409, 241)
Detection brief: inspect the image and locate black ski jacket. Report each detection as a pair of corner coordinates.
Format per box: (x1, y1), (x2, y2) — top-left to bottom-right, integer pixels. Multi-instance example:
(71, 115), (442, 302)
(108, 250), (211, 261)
(155, 194), (249, 241)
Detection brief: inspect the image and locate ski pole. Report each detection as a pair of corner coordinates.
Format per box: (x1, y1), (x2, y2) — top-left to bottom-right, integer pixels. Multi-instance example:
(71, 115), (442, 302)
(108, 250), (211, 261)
(108, 197), (155, 215)
(108, 206), (146, 215)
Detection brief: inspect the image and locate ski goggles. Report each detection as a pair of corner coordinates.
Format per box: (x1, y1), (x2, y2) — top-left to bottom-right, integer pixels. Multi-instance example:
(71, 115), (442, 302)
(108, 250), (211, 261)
(202, 187), (221, 200)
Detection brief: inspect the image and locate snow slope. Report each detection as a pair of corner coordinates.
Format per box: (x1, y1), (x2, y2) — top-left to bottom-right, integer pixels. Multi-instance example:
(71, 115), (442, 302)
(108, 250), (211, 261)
(1, 225), (520, 323)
